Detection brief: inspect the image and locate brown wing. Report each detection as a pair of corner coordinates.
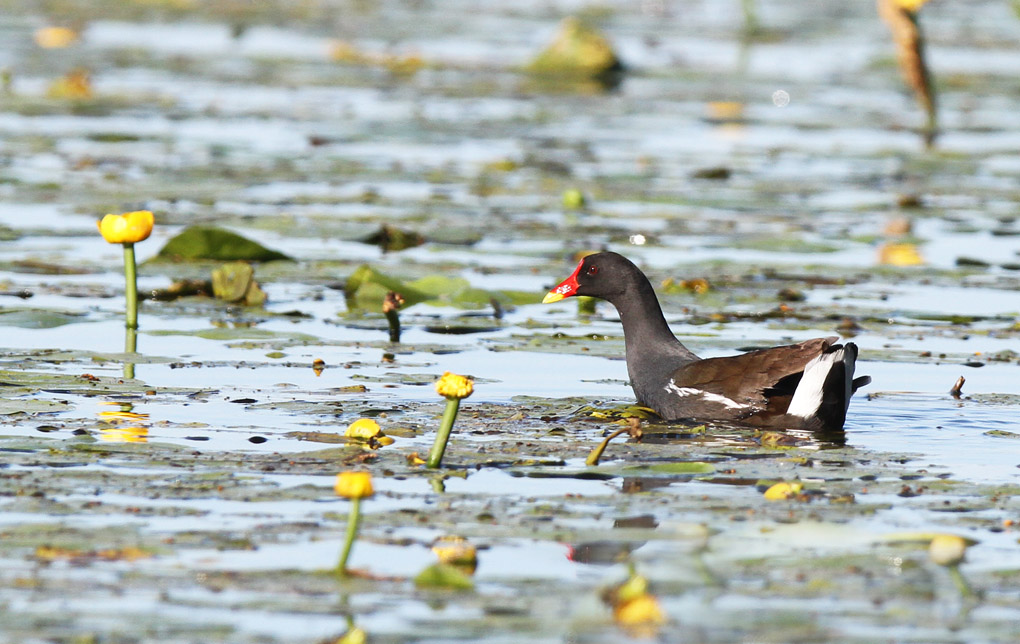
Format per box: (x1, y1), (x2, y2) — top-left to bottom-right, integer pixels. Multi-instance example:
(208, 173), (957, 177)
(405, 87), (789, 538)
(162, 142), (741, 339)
(670, 337), (837, 407)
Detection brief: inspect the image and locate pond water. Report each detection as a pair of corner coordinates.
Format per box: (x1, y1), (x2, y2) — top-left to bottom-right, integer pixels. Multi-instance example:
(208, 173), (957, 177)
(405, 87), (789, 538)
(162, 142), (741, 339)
(1, 1), (1020, 642)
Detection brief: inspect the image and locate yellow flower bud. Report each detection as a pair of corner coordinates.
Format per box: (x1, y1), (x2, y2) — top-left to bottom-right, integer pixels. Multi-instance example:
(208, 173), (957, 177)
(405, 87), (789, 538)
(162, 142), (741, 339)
(97, 210), (154, 244)
(34, 26), (78, 49)
(929, 534), (967, 566)
(335, 471), (374, 499)
(435, 372), (473, 399)
(895, 0), (929, 11)
(344, 418), (383, 439)
(614, 593), (666, 627)
(336, 626), (367, 644)
(764, 481), (803, 501)
(431, 536), (478, 570)
(616, 572), (650, 604)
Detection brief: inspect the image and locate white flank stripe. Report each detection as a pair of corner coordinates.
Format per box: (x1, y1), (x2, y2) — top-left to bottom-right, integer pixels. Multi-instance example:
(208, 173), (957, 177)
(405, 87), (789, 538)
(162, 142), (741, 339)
(665, 382), (745, 410)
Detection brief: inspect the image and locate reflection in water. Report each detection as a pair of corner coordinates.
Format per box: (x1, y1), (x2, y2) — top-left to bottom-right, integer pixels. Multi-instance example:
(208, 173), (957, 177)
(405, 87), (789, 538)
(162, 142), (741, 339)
(99, 426), (148, 443)
(98, 401), (150, 443)
(568, 515), (657, 565)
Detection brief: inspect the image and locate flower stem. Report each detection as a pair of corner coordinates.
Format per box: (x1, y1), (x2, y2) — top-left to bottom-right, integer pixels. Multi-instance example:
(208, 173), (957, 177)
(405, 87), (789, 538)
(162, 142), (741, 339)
(427, 397), (460, 468)
(385, 307), (400, 343)
(948, 564), (975, 599)
(123, 242), (139, 330)
(337, 497), (362, 575)
(123, 326), (137, 380)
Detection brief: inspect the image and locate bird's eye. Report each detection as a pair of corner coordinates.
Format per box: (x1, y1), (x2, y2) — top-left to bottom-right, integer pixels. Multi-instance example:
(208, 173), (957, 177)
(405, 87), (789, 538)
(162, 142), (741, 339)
(586, 265), (598, 276)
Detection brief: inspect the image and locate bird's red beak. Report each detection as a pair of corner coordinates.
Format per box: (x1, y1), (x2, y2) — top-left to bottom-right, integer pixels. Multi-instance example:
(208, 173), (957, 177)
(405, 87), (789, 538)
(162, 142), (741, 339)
(543, 259), (583, 303)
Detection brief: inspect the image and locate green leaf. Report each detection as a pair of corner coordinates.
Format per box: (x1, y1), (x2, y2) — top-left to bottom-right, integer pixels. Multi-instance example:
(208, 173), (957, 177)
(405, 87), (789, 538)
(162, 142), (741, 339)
(413, 563), (475, 590)
(154, 226), (291, 262)
(625, 462), (716, 475)
(211, 262), (254, 302)
(408, 274), (471, 297)
(344, 265), (432, 310)
(0, 309), (86, 329)
(984, 429), (1020, 439)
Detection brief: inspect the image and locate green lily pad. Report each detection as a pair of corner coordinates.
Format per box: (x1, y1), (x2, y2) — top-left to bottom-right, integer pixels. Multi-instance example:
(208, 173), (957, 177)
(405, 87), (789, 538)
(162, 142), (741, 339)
(0, 397), (69, 415)
(624, 462), (716, 475)
(344, 265), (432, 310)
(154, 226), (291, 262)
(413, 563), (475, 590)
(344, 265), (542, 311)
(0, 309), (86, 329)
(984, 429), (1020, 439)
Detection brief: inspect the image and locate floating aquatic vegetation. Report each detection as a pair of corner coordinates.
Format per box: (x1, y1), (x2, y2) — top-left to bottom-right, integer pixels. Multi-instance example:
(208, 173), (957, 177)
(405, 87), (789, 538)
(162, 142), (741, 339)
(763, 481), (804, 500)
(382, 291), (404, 343)
(211, 262), (267, 307)
(413, 561), (475, 590)
(155, 226), (291, 262)
(360, 224), (424, 252)
(335, 471), (374, 576)
(928, 534), (975, 598)
(427, 372), (474, 468)
(878, 242), (924, 266)
(34, 26), (78, 49)
(431, 535), (478, 575)
(344, 265), (538, 311)
(587, 417), (643, 466)
(98, 210), (154, 330)
(526, 16), (624, 88)
(47, 68), (92, 99)
(328, 40), (425, 77)
(562, 188), (587, 210)
(344, 418), (394, 448)
(603, 570), (667, 637)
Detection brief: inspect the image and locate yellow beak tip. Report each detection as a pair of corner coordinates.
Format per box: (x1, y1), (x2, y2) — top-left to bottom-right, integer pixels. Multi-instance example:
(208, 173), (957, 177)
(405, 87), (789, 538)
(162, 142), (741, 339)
(542, 292), (565, 304)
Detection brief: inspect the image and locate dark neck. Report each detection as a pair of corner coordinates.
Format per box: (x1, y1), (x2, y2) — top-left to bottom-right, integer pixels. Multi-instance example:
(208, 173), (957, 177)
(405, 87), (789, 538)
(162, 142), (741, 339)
(606, 276), (697, 363)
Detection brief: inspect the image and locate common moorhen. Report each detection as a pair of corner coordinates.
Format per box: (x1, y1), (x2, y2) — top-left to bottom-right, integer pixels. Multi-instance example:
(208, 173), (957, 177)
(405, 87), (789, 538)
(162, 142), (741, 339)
(543, 252), (870, 431)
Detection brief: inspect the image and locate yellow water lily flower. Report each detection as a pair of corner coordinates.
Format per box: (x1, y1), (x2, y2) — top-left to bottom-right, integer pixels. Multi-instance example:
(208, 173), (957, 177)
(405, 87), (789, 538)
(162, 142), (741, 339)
(47, 68), (93, 100)
(895, 0), (930, 11)
(336, 627), (367, 644)
(614, 592), (666, 627)
(435, 371), (473, 399)
(764, 481), (803, 500)
(97, 210), (154, 244)
(345, 418), (383, 439)
(878, 242), (924, 266)
(34, 26), (78, 49)
(431, 535), (478, 572)
(335, 471), (375, 499)
(343, 418), (394, 447)
(929, 534), (967, 566)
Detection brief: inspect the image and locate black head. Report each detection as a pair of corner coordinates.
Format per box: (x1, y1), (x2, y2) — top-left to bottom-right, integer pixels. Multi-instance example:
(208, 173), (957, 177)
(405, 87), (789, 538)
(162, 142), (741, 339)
(543, 251), (645, 304)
